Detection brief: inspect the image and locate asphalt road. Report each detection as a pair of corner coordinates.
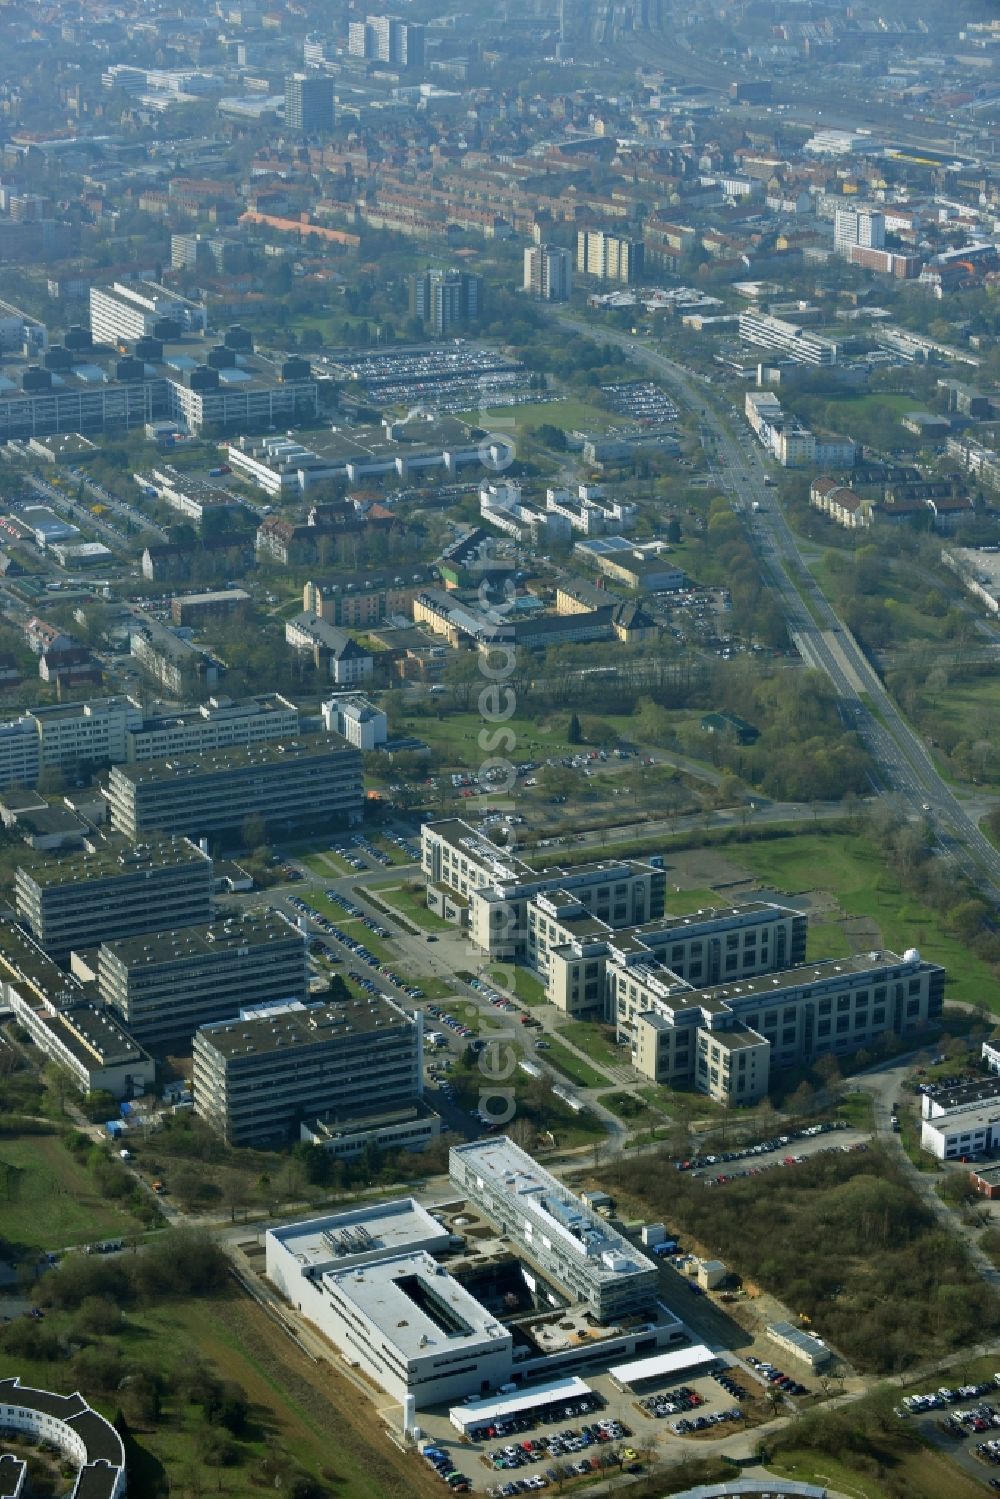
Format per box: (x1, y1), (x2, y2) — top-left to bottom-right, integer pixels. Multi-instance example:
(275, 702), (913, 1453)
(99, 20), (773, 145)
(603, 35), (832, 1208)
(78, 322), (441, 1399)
(548, 311), (1000, 899)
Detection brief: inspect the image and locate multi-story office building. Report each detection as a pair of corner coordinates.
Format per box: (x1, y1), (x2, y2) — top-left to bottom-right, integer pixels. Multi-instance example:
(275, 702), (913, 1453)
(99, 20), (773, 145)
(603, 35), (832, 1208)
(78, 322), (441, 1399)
(32, 697), (142, 777)
(126, 694), (299, 764)
(421, 818), (664, 960)
(532, 896), (806, 1020)
(623, 948), (944, 1105)
(164, 356), (318, 436)
(10, 989), (156, 1099)
(99, 910), (306, 1047)
(0, 374), (159, 441)
(450, 1138), (658, 1323)
(833, 207), (885, 257)
(107, 736), (364, 841)
(575, 230), (644, 284)
(737, 310), (839, 366)
(0, 717), (41, 791)
(193, 992), (424, 1144)
(348, 14), (425, 66)
(409, 269), (482, 334)
(284, 73), (335, 134)
(523, 244), (573, 301)
(89, 281), (207, 346)
(15, 837), (213, 959)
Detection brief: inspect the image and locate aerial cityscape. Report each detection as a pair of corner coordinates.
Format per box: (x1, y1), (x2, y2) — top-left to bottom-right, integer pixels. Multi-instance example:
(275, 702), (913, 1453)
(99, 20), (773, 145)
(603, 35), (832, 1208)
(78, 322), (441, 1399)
(2, 1), (1000, 1496)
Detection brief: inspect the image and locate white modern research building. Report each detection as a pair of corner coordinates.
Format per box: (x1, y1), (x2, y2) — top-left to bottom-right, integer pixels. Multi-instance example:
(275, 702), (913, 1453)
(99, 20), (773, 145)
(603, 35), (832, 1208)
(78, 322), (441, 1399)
(266, 1201), (513, 1407)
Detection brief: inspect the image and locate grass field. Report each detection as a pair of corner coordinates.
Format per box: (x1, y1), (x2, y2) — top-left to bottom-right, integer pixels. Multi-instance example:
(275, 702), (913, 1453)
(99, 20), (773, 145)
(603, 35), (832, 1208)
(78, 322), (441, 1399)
(767, 1438), (988, 1499)
(728, 831), (1000, 1009)
(369, 881), (451, 930)
(662, 887), (723, 915)
(397, 708), (645, 770)
(299, 849), (352, 877)
(556, 1021), (627, 1070)
(541, 1037), (611, 1090)
(455, 396), (612, 434)
(0, 1132), (146, 1253)
(489, 966), (548, 1006)
(0, 1289), (441, 1499)
(805, 920), (852, 960)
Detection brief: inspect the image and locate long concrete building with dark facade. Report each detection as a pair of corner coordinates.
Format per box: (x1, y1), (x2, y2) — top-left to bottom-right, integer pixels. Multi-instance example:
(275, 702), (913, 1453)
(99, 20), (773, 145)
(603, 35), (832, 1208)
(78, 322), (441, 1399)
(107, 735), (363, 841)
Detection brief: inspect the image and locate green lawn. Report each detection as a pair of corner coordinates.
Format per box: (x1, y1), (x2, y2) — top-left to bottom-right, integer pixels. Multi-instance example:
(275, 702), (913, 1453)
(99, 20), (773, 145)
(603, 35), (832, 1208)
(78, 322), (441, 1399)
(601, 1092), (654, 1122)
(838, 1090), (875, 1132)
(804, 920), (852, 960)
(0, 1292), (430, 1499)
(662, 887), (724, 915)
(0, 1132), (146, 1253)
(299, 849), (352, 877)
(488, 966), (548, 1006)
(556, 1021), (626, 1070)
(541, 1037), (611, 1090)
(453, 396), (612, 435)
(728, 831), (1000, 1010)
(368, 881), (452, 931)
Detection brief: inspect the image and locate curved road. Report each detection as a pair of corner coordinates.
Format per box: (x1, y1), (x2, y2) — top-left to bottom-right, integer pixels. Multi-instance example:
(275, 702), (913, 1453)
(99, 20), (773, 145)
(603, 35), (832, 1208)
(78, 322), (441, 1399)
(550, 312), (1000, 899)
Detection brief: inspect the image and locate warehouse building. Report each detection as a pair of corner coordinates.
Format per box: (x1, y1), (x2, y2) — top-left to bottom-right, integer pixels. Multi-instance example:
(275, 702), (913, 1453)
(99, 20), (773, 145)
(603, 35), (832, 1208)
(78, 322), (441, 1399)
(107, 736), (364, 841)
(193, 992), (424, 1145)
(15, 836), (213, 959)
(449, 1138), (658, 1323)
(99, 910), (306, 1047)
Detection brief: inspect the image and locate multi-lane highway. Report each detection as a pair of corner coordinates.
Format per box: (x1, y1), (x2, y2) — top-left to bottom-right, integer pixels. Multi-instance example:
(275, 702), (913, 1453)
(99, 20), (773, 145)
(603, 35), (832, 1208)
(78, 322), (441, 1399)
(550, 311), (1000, 897)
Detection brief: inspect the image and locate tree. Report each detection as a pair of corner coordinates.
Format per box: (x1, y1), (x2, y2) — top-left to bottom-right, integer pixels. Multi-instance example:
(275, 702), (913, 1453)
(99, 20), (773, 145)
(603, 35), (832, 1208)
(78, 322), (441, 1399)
(241, 814), (268, 851)
(566, 712), (582, 745)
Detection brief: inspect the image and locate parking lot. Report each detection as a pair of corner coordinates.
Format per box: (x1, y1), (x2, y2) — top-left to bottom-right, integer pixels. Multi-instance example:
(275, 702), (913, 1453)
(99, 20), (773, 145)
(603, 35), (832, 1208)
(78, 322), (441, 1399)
(413, 1355), (804, 1492)
(906, 1375), (1000, 1490)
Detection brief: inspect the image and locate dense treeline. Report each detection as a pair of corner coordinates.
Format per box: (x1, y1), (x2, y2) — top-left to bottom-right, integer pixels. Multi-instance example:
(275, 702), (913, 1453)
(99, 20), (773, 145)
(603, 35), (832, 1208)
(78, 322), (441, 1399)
(608, 1144), (997, 1374)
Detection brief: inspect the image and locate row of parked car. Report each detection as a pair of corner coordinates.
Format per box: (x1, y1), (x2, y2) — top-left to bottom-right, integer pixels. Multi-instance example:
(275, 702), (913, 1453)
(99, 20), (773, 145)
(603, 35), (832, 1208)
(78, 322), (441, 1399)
(466, 1398), (607, 1442)
(672, 1409), (743, 1435)
(487, 1419), (630, 1471)
(903, 1377), (1000, 1414)
(945, 1402), (1000, 1436)
(639, 1385), (706, 1419)
(974, 1441), (1000, 1481)
(426, 1004), (474, 1039)
(746, 1357), (809, 1398)
(676, 1120), (849, 1173)
(422, 1447), (470, 1492)
(486, 1449), (639, 1495)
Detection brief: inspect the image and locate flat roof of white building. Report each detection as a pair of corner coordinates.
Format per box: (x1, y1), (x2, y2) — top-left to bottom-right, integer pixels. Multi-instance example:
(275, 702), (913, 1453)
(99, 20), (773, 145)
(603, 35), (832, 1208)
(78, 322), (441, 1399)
(326, 1249), (509, 1363)
(449, 1376), (592, 1434)
(608, 1343), (716, 1388)
(268, 1198), (449, 1272)
(450, 1138), (656, 1287)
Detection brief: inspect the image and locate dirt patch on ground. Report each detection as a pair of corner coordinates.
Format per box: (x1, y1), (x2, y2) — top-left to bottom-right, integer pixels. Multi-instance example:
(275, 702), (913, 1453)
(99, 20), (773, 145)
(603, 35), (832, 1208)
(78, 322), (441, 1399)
(841, 915), (882, 948)
(667, 849), (754, 888)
